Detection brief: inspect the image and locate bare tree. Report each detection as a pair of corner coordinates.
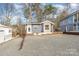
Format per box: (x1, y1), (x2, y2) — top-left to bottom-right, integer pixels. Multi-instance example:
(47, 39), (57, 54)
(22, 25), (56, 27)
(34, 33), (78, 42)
(0, 3), (15, 26)
(54, 9), (68, 31)
(18, 25), (26, 50)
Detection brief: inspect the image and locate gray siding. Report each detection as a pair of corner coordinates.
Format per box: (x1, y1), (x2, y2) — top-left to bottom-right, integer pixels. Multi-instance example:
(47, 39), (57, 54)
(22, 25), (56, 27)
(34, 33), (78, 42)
(32, 25), (42, 33)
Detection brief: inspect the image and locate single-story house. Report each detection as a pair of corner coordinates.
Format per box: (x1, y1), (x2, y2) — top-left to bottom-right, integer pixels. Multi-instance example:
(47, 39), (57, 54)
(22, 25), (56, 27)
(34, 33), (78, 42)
(0, 24), (12, 43)
(25, 20), (55, 35)
(59, 10), (79, 32)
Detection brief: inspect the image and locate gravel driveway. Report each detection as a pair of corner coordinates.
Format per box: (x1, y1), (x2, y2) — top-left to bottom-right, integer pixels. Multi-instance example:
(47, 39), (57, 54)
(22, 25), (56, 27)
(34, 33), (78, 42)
(0, 34), (79, 56)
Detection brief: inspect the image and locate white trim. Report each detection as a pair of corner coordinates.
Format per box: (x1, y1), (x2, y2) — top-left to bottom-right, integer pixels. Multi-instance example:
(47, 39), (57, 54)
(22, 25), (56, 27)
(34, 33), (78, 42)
(76, 24), (78, 31)
(73, 15), (75, 23)
(66, 26), (68, 32)
(77, 13), (78, 22)
(41, 20), (55, 25)
(27, 25), (32, 34)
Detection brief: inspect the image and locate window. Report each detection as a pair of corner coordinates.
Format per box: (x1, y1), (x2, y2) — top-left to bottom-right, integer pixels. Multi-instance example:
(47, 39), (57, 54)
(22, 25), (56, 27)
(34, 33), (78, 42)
(28, 27), (30, 32)
(67, 24), (73, 31)
(78, 13), (79, 21)
(74, 14), (77, 23)
(78, 24), (79, 30)
(45, 25), (49, 30)
(73, 24), (76, 31)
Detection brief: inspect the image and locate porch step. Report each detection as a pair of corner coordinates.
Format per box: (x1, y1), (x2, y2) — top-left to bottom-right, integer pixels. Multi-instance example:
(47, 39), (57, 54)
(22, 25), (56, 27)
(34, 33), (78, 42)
(52, 32), (63, 34)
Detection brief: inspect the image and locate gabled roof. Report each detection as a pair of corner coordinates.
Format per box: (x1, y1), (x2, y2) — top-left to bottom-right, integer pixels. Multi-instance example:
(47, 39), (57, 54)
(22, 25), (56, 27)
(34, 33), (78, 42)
(26, 22), (41, 25)
(26, 20), (55, 25)
(0, 24), (11, 28)
(61, 10), (79, 22)
(41, 20), (55, 25)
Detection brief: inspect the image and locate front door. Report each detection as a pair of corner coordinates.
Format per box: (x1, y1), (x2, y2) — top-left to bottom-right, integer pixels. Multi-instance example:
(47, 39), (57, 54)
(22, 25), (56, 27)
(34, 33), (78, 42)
(27, 25), (32, 34)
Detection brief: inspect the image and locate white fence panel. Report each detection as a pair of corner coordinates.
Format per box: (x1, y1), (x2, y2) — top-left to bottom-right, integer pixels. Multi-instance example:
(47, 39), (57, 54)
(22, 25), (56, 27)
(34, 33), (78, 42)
(0, 32), (4, 43)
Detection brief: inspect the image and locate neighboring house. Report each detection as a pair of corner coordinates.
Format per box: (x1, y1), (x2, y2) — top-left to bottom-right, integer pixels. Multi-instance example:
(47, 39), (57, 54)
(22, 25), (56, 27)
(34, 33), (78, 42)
(60, 10), (79, 32)
(25, 20), (55, 35)
(0, 24), (12, 43)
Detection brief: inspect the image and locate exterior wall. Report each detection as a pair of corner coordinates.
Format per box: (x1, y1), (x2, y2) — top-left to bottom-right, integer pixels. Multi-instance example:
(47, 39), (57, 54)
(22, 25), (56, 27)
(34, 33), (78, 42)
(32, 24), (42, 33)
(60, 15), (74, 32)
(4, 28), (12, 41)
(60, 20), (67, 32)
(60, 11), (79, 32)
(0, 30), (4, 43)
(66, 16), (73, 32)
(76, 13), (79, 31)
(67, 15), (73, 24)
(41, 20), (54, 32)
(0, 27), (12, 43)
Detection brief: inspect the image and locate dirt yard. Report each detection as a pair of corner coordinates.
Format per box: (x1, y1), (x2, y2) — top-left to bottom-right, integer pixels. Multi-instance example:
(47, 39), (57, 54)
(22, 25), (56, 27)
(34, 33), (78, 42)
(0, 34), (79, 56)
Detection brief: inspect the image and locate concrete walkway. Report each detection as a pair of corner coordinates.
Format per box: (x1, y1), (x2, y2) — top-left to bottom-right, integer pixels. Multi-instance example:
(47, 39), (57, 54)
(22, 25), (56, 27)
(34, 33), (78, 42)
(0, 34), (79, 56)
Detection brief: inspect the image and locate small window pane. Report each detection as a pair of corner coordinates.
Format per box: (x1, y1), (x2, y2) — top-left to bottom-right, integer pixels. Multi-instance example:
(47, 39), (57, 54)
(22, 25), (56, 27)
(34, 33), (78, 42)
(74, 14), (77, 22)
(45, 25), (49, 30)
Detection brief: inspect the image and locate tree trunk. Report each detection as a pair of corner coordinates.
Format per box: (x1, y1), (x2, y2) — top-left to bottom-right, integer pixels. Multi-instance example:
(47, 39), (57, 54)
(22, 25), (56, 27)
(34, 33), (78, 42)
(18, 25), (26, 50)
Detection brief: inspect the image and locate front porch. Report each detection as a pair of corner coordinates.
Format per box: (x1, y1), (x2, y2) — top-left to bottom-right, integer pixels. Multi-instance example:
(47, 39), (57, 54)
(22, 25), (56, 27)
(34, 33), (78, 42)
(26, 20), (55, 35)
